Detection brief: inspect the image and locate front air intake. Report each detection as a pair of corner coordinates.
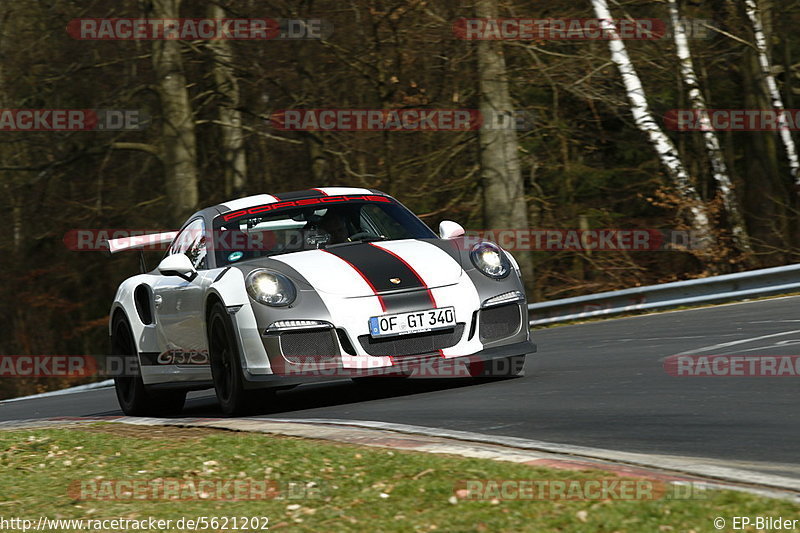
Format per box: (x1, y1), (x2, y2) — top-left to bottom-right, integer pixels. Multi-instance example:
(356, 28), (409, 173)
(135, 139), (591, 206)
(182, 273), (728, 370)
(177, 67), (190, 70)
(479, 304), (521, 342)
(278, 329), (339, 362)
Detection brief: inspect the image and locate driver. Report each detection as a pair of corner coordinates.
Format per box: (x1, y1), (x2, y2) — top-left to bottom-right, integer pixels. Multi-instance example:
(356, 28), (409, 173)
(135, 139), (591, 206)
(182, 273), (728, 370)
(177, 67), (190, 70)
(316, 209), (351, 244)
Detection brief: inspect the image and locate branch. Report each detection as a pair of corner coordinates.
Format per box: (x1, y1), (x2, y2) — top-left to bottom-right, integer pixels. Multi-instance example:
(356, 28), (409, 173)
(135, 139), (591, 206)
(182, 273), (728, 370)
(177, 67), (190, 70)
(195, 119), (304, 145)
(110, 142), (162, 159)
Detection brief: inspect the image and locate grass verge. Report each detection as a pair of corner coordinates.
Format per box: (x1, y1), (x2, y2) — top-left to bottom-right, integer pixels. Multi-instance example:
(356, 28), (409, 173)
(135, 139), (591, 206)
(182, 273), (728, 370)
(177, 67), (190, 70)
(0, 423), (797, 532)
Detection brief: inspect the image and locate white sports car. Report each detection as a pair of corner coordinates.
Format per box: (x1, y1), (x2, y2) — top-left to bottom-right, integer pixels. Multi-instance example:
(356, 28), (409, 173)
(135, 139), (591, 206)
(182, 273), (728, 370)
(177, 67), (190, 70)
(108, 187), (536, 415)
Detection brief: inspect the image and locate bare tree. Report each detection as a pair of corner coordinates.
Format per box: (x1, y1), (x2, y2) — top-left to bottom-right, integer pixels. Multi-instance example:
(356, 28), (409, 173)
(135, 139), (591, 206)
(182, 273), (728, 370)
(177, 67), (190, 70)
(743, 0), (800, 184)
(668, 0), (752, 255)
(151, 0), (198, 223)
(475, 0), (533, 280)
(0, 11), (22, 256)
(591, 0), (713, 244)
(207, 1), (247, 198)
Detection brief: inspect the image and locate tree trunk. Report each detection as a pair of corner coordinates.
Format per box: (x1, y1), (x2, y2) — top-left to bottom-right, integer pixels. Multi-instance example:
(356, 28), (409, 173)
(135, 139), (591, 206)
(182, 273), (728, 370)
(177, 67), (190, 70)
(738, 0), (791, 261)
(475, 0), (533, 282)
(744, 0), (800, 183)
(307, 135), (332, 185)
(207, 2), (246, 198)
(0, 13), (23, 257)
(151, 0), (198, 224)
(591, 0), (713, 246)
(668, 0), (752, 256)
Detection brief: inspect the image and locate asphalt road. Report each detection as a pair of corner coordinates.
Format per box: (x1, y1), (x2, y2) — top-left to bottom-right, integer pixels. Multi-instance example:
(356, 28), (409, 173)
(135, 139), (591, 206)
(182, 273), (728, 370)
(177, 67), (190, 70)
(3, 296), (799, 476)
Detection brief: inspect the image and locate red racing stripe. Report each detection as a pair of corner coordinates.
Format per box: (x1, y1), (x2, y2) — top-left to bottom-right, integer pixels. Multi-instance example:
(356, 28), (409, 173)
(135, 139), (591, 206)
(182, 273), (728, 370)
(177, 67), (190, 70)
(368, 243), (437, 307)
(321, 249), (387, 312)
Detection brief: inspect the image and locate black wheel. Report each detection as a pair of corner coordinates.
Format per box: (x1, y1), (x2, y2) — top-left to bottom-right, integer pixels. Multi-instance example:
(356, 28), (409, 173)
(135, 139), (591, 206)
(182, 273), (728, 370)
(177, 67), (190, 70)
(112, 314), (186, 416)
(469, 355), (526, 378)
(208, 302), (274, 415)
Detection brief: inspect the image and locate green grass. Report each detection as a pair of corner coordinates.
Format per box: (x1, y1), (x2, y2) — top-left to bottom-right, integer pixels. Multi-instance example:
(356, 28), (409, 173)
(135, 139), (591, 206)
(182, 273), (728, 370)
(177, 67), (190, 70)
(0, 424), (797, 532)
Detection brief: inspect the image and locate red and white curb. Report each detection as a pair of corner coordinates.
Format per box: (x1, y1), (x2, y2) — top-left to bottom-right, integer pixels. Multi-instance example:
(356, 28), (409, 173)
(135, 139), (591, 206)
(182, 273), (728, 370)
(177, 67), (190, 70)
(1, 415), (799, 502)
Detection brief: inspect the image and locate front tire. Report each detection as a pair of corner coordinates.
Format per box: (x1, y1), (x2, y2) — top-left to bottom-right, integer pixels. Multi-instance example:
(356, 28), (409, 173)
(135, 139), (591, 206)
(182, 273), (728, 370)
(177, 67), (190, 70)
(112, 314), (186, 416)
(208, 303), (273, 415)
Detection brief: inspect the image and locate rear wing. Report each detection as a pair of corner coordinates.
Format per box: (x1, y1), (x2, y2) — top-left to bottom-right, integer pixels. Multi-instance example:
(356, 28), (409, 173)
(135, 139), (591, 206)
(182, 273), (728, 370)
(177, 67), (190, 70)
(106, 231), (178, 254)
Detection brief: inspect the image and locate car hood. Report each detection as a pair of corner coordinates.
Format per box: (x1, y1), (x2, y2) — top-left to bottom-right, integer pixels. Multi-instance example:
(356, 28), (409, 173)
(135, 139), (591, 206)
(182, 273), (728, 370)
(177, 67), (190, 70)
(268, 239), (463, 297)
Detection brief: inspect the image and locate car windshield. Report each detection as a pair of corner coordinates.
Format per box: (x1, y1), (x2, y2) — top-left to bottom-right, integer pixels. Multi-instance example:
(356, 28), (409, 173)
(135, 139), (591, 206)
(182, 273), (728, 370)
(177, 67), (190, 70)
(212, 199), (436, 266)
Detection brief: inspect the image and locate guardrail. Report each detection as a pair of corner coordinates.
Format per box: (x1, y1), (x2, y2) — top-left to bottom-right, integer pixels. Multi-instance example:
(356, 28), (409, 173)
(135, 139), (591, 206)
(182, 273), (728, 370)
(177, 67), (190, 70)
(528, 263), (800, 326)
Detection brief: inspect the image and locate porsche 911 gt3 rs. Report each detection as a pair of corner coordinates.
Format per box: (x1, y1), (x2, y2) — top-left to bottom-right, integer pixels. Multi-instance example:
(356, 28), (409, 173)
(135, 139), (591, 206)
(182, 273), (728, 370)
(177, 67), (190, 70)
(107, 187), (536, 415)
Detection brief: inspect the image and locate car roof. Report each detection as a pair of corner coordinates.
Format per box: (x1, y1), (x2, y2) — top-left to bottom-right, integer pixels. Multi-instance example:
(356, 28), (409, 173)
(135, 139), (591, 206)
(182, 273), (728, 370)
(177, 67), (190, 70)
(216, 187), (387, 213)
(185, 187), (389, 229)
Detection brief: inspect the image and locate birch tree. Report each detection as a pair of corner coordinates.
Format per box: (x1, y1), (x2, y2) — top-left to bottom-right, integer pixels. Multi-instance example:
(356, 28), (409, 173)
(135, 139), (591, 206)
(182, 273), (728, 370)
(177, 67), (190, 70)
(207, 2), (247, 198)
(591, 0), (713, 243)
(476, 0), (533, 280)
(743, 0), (800, 183)
(668, 0), (752, 254)
(151, 0), (198, 224)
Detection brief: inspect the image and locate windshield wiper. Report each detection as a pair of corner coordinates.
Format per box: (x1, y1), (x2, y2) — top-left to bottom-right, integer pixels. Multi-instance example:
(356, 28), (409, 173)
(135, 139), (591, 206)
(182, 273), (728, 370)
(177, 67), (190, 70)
(352, 235), (388, 243)
(325, 235), (388, 248)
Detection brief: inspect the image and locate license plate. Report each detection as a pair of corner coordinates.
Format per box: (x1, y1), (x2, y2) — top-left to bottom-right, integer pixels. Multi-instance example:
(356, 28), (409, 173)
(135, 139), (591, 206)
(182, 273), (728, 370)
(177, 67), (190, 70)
(369, 307), (457, 338)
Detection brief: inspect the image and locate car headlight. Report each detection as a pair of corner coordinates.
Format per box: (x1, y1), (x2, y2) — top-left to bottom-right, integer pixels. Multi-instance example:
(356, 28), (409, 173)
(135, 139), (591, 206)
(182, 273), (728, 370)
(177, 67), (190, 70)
(470, 242), (511, 279)
(245, 269), (297, 306)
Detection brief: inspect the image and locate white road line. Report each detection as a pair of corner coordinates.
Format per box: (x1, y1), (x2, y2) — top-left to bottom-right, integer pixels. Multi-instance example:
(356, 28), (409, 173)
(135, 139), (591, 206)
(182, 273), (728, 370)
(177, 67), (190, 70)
(673, 330), (800, 356)
(702, 340), (800, 356)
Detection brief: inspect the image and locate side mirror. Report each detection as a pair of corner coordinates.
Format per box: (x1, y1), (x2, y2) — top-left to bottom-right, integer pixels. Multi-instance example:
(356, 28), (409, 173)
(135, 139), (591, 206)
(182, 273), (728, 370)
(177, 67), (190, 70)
(157, 254), (197, 281)
(439, 220), (465, 239)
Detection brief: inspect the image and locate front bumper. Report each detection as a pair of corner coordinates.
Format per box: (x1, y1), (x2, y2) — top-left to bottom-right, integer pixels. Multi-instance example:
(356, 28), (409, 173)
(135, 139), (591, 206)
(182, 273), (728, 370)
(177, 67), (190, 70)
(242, 339), (536, 386)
